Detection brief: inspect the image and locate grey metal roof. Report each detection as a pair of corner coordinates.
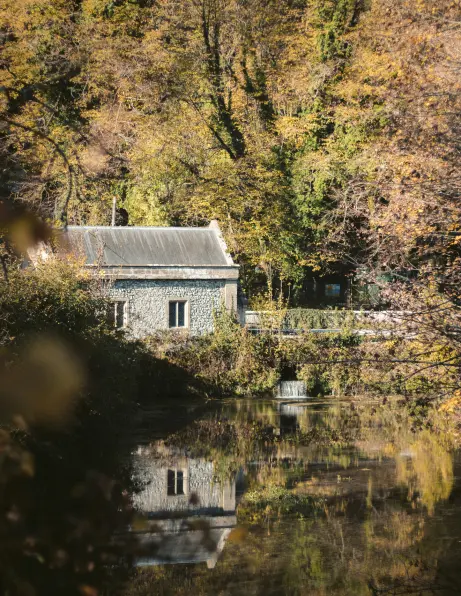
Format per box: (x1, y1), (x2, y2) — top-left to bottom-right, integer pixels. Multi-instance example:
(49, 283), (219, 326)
(59, 225), (234, 267)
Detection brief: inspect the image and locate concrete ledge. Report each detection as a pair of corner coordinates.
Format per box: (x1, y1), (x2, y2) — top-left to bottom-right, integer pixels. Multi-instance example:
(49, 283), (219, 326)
(87, 265), (239, 280)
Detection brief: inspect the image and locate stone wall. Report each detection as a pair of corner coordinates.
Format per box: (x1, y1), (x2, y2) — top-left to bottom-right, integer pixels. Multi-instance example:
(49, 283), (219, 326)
(108, 279), (228, 337)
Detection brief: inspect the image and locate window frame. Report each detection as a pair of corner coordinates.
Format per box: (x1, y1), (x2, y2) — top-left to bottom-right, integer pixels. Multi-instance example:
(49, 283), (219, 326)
(167, 298), (189, 329)
(109, 300), (129, 329)
(166, 468), (188, 497)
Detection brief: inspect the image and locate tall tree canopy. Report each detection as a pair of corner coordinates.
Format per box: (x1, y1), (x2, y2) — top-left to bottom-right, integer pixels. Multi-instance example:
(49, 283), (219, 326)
(1, 0), (460, 295)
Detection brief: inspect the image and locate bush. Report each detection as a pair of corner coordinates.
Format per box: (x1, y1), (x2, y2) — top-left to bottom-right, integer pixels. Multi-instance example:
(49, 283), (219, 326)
(284, 308), (356, 331)
(146, 309), (458, 400)
(0, 262), (160, 595)
(146, 309), (279, 397)
(146, 308), (367, 397)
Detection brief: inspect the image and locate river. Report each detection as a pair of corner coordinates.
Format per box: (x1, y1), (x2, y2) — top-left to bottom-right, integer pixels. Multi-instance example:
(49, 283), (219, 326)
(124, 398), (461, 595)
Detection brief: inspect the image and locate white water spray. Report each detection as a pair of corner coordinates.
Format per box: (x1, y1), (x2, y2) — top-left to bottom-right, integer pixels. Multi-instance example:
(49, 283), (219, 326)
(277, 380), (307, 398)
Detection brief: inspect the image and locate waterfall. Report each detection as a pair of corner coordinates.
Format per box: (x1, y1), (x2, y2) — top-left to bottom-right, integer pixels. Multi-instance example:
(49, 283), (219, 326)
(277, 380), (307, 399)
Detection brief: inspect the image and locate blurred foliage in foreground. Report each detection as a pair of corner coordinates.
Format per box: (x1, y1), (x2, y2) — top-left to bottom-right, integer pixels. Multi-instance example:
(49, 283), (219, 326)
(0, 260), (138, 595)
(0, 259), (206, 595)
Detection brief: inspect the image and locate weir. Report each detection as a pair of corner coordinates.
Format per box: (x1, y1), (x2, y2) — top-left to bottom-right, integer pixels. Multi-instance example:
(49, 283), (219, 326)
(277, 380), (308, 399)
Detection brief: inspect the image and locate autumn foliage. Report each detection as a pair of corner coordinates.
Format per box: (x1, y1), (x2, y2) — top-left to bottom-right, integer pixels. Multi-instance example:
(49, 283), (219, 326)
(1, 0), (458, 292)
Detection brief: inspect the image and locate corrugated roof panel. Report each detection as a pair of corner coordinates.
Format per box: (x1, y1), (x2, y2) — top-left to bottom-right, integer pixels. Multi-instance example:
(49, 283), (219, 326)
(59, 226), (232, 267)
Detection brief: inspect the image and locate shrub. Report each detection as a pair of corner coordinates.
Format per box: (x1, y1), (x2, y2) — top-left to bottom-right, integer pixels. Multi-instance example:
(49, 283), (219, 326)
(146, 308), (279, 397)
(0, 263), (155, 595)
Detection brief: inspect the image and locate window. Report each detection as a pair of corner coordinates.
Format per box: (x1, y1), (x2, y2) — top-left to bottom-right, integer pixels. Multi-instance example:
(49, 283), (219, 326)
(169, 300), (187, 328)
(167, 469), (185, 496)
(109, 301), (128, 328)
(325, 283), (341, 298)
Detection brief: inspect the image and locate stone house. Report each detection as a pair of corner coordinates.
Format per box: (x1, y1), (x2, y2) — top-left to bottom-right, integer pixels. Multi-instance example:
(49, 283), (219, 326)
(57, 221), (239, 337)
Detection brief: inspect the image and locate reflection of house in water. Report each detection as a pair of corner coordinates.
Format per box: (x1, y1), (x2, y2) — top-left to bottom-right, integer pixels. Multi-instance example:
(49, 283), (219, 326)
(131, 446), (237, 568)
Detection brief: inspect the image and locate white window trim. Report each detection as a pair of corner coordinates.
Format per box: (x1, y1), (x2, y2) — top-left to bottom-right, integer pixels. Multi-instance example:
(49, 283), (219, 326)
(166, 298), (190, 329)
(166, 467), (188, 497)
(111, 300), (129, 329)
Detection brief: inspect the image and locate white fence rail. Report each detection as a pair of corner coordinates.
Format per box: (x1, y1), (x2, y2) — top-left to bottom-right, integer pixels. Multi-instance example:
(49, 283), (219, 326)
(244, 310), (408, 333)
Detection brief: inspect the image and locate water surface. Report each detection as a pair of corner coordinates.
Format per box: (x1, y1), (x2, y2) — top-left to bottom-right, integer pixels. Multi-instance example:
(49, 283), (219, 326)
(126, 398), (461, 595)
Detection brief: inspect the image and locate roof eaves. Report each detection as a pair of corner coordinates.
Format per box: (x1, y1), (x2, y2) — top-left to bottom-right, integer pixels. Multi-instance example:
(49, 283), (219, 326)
(65, 226), (213, 231)
(84, 263), (239, 268)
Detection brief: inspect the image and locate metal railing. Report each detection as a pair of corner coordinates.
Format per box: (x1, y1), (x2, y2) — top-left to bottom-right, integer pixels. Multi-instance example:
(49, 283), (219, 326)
(244, 309), (406, 335)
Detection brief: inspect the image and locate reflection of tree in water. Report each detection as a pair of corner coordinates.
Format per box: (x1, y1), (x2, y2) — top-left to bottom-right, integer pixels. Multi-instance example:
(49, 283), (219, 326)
(395, 433), (454, 516)
(129, 494), (461, 596)
(128, 401), (461, 596)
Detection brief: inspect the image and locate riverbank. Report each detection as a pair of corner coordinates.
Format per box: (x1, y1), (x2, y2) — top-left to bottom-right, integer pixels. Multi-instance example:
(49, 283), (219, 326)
(145, 309), (461, 405)
(143, 309), (461, 450)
